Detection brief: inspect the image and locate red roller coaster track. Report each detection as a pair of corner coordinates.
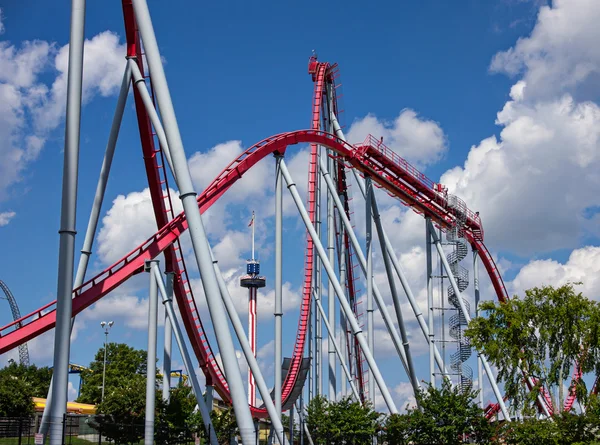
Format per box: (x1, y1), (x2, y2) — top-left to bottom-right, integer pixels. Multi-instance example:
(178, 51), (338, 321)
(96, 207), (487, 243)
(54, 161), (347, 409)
(0, 0), (579, 418)
(0, 127), (507, 415)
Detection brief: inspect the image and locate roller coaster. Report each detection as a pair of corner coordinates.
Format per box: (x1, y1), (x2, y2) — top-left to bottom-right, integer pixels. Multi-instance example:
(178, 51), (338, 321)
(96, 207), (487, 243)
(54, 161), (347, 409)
(0, 0), (585, 443)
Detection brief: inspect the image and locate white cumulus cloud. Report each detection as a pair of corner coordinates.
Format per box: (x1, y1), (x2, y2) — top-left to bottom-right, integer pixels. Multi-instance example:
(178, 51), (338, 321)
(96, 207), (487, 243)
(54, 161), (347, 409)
(0, 210), (15, 226)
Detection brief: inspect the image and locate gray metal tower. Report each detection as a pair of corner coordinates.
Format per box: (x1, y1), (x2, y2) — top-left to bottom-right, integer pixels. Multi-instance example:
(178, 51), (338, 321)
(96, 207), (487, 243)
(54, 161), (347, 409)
(0, 280), (30, 366)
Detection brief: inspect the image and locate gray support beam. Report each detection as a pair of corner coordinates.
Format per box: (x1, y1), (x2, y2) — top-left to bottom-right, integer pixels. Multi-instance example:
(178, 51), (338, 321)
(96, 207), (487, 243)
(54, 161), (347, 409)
(151, 265), (218, 445)
(280, 159), (398, 413)
(371, 196), (420, 395)
(162, 272), (174, 402)
(48, 0), (86, 442)
(289, 405), (294, 445)
(315, 147), (322, 398)
(275, 155), (283, 437)
(365, 177), (375, 404)
(131, 0), (256, 441)
(145, 260), (159, 445)
(128, 60), (176, 180)
(295, 402), (314, 445)
(473, 251), (484, 409)
(327, 154), (336, 402)
(210, 257), (287, 445)
(318, 157), (412, 383)
(40, 63), (131, 437)
(329, 108), (449, 378)
(338, 227), (348, 399)
(428, 222), (511, 421)
(426, 218), (435, 387)
(313, 291), (361, 401)
(299, 395), (305, 445)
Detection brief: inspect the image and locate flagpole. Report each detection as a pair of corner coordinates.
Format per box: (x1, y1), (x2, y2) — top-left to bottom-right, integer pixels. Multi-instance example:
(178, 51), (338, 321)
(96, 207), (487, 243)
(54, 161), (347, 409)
(251, 211), (255, 260)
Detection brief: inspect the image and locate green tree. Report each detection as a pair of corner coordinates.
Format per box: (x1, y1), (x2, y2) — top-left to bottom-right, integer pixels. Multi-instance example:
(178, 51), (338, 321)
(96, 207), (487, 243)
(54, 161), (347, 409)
(0, 373), (35, 417)
(163, 382), (197, 429)
(465, 283), (600, 413)
(328, 397), (380, 444)
(0, 360), (52, 397)
(91, 373), (163, 444)
(305, 395), (332, 443)
(384, 380), (493, 445)
(78, 343), (148, 404)
(0, 360), (53, 417)
(209, 407), (239, 445)
(305, 395), (380, 444)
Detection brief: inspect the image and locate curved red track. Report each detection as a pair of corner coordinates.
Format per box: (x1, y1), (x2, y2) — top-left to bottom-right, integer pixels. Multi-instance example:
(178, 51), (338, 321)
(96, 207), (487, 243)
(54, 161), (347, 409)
(0, 129), (509, 412)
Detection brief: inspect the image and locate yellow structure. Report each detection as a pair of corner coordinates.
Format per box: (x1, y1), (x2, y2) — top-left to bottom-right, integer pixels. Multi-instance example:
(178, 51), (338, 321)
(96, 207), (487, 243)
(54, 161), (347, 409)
(32, 397), (96, 415)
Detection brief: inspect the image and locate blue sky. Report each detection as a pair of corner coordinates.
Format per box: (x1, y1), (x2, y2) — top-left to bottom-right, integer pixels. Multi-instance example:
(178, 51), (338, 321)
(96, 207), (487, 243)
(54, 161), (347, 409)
(2, 0), (600, 411)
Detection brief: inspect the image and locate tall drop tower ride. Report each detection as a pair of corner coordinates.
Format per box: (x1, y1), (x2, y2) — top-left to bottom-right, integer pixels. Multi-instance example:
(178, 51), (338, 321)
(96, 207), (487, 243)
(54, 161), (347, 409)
(240, 211), (266, 406)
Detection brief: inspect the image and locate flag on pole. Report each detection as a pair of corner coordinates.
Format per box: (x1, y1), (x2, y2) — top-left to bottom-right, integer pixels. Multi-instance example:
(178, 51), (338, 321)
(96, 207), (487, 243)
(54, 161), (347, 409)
(248, 211), (255, 227)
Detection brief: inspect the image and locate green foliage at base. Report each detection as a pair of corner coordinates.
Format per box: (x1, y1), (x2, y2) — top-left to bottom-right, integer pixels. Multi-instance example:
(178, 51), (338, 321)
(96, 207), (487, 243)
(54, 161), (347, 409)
(383, 380), (492, 445)
(305, 395), (380, 444)
(0, 360), (52, 417)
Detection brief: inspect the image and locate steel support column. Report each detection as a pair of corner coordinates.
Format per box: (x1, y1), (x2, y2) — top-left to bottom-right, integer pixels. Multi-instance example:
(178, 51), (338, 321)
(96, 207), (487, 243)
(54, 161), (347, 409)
(365, 177), (375, 404)
(313, 291), (361, 401)
(144, 260), (159, 445)
(428, 221), (510, 421)
(274, 154), (284, 442)
(40, 63), (131, 437)
(319, 157), (412, 383)
(162, 272), (174, 402)
(329, 108), (449, 378)
(473, 251), (484, 409)
(371, 196), (419, 395)
(48, 0), (85, 442)
(326, 151), (336, 401)
(281, 159), (398, 413)
(151, 265), (218, 445)
(131, 0), (255, 441)
(211, 256), (287, 445)
(426, 218), (435, 387)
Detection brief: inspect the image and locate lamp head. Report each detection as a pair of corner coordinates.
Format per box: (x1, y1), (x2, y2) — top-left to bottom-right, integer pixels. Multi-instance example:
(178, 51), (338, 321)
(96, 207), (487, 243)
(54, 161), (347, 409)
(100, 321), (106, 328)
(108, 321), (114, 328)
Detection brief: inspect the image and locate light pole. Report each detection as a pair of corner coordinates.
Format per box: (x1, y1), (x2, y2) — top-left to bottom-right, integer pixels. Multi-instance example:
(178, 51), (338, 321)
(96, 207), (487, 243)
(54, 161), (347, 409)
(100, 321), (114, 402)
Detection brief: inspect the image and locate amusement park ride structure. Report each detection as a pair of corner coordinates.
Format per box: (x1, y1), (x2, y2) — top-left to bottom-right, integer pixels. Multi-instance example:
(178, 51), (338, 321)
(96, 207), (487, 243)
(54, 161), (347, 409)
(0, 0), (586, 444)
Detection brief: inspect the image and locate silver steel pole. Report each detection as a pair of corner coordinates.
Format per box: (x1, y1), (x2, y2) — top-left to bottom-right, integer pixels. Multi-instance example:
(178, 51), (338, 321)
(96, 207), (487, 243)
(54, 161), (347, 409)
(101, 330), (108, 402)
(473, 251), (484, 409)
(281, 159), (398, 413)
(275, 155), (284, 441)
(365, 177), (375, 404)
(313, 291), (360, 401)
(128, 60), (176, 180)
(40, 64), (131, 436)
(427, 221), (511, 421)
(426, 218), (435, 388)
(289, 405), (294, 445)
(131, 1), (256, 441)
(48, 0), (85, 442)
(329, 109), (448, 377)
(210, 257), (287, 445)
(371, 196), (420, 395)
(151, 265), (218, 445)
(338, 227), (348, 399)
(319, 157), (412, 381)
(315, 147), (322, 398)
(295, 402), (314, 445)
(327, 153), (336, 402)
(162, 272), (174, 402)
(145, 260), (159, 445)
